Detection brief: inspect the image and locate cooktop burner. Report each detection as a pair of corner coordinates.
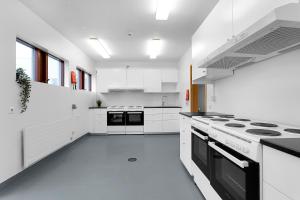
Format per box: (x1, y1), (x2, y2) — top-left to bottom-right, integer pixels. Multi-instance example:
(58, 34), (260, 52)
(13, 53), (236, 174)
(235, 118), (251, 122)
(246, 129), (281, 136)
(211, 119), (230, 122)
(250, 122), (278, 128)
(225, 123), (246, 128)
(219, 115), (235, 119)
(201, 116), (214, 118)
(284, 129), (300, 134)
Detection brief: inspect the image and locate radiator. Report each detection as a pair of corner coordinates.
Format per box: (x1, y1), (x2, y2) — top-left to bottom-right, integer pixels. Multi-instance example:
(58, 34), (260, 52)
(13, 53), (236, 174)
(22, 118), (73, 168)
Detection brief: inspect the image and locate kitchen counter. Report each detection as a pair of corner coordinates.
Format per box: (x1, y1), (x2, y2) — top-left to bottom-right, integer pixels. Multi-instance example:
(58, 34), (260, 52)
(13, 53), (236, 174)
(89, 107), (107, 109)
(261, 138), (300, 158)
(144, 106), (182, 108)
(179, 112), (231, 118)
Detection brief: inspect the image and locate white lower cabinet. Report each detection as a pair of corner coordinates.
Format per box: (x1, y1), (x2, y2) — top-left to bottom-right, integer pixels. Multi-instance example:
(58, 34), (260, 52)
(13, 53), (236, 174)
(263, 146), (300, 200)
(179, 114), (192, 175)
(263, 182), (290, 200)
(144, 108), (180, 134)
(90, 109), (107, 134)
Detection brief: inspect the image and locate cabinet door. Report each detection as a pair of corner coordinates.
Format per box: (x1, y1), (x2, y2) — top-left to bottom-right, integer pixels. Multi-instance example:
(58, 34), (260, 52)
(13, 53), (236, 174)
(192, 0), (233, 68)
(93, 114), (107, 133)
(127, 69), (143, 88)
(233, 0), (296, 36)
(161, 69), (178, 83)
(143, 69), (162, 93)
(144, 120), (162, 133)
(110, 68), (126, 87)
(162, 120), (179, 133)
(97, 69), (110, 93)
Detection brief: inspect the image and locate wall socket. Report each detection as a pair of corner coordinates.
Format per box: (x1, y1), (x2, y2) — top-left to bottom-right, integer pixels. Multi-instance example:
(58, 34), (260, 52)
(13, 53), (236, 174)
(9, 106), (15, 114)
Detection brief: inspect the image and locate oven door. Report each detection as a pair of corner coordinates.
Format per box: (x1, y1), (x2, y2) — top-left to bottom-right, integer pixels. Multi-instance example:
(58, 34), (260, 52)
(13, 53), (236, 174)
(191, 126), (210, 179)
(107, 111), (125, 126)
(209, 141), (259, 200)
(126, 111), (144, 126)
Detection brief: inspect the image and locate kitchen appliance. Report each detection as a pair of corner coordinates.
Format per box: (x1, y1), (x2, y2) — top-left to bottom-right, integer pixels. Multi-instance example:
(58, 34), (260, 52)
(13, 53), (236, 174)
(125, 106), (144, 135)
(191, 115), (300, 200)
(107, 106), (144, 134)
(191, 123), (210, 179)
(107, 106), (126, 134)
(193, 3), (300, 83)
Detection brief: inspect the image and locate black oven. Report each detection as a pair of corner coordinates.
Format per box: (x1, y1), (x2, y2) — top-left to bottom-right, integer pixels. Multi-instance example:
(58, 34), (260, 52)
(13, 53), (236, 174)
(209, 141), (259, 200)
(107, 111), (126, 126)
(126, 111), (144, 126)
(191, 126), (210, 179)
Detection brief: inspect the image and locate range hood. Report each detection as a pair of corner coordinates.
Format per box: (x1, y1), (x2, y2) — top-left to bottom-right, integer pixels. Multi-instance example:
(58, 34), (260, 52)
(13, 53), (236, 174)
(198, 3), (300, 70)
(108, 85), (144, 92)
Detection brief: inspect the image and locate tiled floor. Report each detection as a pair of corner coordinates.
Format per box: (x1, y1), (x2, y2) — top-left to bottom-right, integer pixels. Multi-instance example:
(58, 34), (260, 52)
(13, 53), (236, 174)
(0, 135), (205, 200)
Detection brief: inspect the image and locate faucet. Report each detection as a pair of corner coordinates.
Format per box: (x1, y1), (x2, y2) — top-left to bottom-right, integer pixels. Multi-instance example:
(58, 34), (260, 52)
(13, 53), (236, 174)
(162, 96), (168, 107)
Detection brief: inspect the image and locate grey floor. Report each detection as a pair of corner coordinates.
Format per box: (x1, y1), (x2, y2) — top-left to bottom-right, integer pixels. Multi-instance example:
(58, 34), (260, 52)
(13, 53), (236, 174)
(0, 135), (205, 200)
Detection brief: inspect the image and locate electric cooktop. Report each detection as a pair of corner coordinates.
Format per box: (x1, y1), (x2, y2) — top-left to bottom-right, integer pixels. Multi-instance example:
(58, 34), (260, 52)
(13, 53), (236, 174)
(246, 129), (281, 136)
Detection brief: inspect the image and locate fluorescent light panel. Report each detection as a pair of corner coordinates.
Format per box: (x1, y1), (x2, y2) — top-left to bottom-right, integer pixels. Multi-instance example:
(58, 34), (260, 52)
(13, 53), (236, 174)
(89, 38), (111, 59)
(148, 39), (162, 59)
(156, 0), (171, 20)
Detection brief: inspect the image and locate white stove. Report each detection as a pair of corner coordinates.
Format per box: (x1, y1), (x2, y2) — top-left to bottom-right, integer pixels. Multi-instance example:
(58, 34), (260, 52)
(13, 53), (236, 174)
(191, 115), (300, 200)
(192, 115), (300, 162)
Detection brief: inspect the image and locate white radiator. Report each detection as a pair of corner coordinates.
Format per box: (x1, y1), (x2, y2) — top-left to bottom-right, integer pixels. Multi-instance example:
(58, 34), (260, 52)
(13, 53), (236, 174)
(22, 118), (73, 168)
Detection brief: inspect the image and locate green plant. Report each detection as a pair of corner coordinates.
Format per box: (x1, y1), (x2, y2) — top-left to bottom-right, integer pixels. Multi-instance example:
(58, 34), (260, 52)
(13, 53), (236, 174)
(96, 99), (102, 107)
(16, 68), (32, 113)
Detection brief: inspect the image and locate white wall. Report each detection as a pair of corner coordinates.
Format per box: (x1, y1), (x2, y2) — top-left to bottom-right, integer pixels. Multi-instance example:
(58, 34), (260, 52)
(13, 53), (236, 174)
(0, 0), (96, 184)
(97, 61), (179, 107)
(178, 48), (192, 112)
(211, 49), (300, 126)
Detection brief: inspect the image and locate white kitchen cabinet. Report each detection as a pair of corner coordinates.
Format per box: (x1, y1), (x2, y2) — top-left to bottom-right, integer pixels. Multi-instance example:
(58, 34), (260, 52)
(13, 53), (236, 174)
(90, 109), (107, 134)
(127, 69), (143, 88)
(143, 69), (162, 93)
(192, 0), (233, 68)
(180, 114), (192, 175)
(161, 69), (178, 83)
(144, 108), (163, 133)
(263, 145), (300, 200)
(97, 68), (126, 93)
(233, 0), (296, 36)
(192, 0), (296, 70)
(144, 108), (180, 134)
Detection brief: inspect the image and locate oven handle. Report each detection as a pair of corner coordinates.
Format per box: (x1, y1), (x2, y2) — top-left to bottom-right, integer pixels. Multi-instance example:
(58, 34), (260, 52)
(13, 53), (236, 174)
(127, 112), (143, 114)
(108, 112), (124, 114)
(191, 130), (208, 141)
(208, 142), (249, 168)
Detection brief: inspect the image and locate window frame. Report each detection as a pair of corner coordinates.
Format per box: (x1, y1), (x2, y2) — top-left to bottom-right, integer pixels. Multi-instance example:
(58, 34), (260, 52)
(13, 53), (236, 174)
(16, 38), (65, 87)
(76, 67), (92, 91)
(16, 39), (36, 80)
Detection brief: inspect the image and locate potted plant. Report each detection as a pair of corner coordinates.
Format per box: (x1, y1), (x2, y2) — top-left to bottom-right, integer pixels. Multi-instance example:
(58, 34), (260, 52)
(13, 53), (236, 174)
(16, 68), (32, 113)
(96, 99), (102, 108)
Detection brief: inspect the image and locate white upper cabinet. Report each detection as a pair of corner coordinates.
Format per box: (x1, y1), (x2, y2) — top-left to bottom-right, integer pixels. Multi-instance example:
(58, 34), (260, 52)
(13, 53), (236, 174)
(161, 69), (178, 83)
(192, 0), (233, 68)
(233, 0), (297, 36)
(110, 68), (126, 87)
(126, 69), (143, 88)
(143, 69), (162, 93)
(192, 0), (297, 69)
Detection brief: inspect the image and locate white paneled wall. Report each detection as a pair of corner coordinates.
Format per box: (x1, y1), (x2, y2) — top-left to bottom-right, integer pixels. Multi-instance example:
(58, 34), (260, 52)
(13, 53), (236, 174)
(0, 0), (96, 184)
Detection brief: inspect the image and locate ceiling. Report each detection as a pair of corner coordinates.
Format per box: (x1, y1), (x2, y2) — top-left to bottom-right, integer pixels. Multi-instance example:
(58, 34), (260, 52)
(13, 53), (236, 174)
(19, 0), (218, 62)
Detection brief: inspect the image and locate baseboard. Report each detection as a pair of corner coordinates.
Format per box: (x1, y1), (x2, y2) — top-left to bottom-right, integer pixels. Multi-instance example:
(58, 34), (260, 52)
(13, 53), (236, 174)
(0, 133), (89, 191)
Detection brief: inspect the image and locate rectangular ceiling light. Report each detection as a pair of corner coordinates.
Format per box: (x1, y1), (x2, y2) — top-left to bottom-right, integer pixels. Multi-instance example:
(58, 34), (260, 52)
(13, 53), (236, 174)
(156, 0), (171, 20)
(147, 39), (162, 59)
(89, 38), (111, 59)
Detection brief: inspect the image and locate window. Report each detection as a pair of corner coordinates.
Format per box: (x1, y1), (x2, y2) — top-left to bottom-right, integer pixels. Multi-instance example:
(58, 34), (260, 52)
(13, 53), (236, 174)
(48, 55), (64, 86)
(16, 40), (35, 80)
(16, 38), (65, 86)
(76, 68), (92, 91)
